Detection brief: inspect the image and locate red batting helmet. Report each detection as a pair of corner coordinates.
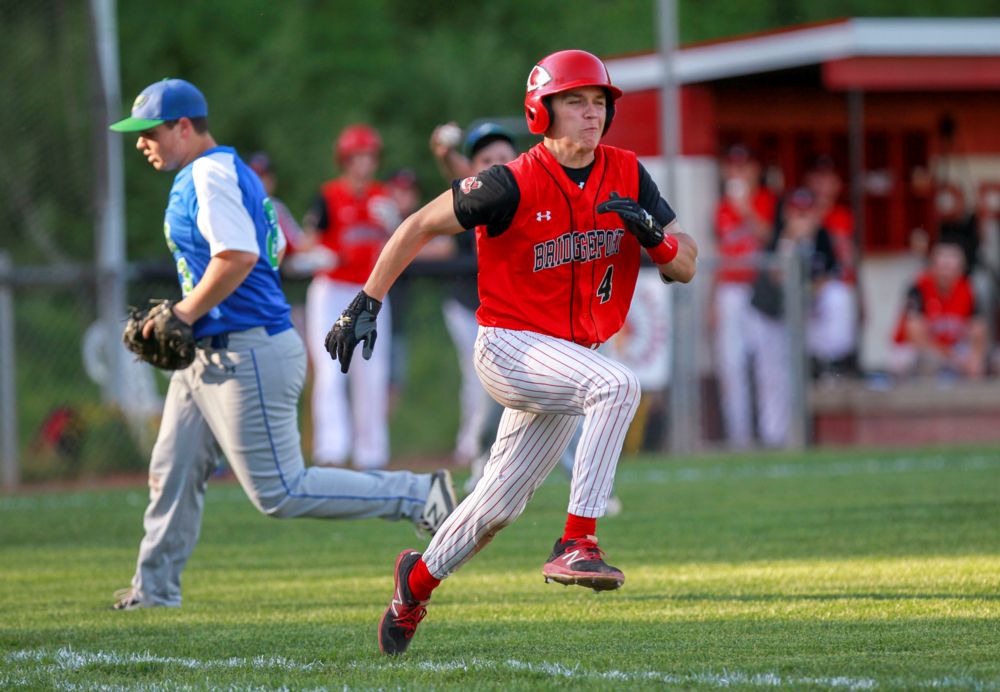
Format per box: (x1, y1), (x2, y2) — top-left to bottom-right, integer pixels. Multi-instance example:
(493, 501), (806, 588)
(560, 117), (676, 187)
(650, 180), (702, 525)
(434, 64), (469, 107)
(524, 49), (623, 136)
(335, 124), (382, 162)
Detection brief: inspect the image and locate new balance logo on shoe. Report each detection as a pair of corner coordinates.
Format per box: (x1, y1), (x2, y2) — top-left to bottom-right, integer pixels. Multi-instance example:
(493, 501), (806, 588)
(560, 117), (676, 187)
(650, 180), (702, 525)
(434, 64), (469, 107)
(554, 548), (582, 566)
(416, 470), (457, 537)
(542, 535), (625, 592)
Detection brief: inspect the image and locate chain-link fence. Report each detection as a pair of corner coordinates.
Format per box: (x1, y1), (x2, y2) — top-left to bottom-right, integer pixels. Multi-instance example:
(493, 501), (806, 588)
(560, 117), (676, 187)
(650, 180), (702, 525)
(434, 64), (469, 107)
(7, 246), (1000, 489)
(0, 260), (474, 487)
(0, 251), (821, 488)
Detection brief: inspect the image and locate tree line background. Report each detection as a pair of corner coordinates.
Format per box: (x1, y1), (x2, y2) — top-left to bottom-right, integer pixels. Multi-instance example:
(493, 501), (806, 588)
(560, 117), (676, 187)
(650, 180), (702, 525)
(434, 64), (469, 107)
(4, 0), (998, 266)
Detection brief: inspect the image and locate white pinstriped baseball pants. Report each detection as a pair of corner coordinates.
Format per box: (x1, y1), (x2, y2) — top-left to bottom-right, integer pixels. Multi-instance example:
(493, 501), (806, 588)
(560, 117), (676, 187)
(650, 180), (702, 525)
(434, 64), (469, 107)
(422, 326), (641, 579)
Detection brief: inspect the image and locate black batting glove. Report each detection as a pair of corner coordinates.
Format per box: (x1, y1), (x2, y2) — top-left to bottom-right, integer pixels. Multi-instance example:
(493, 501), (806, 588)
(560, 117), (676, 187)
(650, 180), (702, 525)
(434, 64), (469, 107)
(597, 191), (665, 248)
(325, 290), (382, 374)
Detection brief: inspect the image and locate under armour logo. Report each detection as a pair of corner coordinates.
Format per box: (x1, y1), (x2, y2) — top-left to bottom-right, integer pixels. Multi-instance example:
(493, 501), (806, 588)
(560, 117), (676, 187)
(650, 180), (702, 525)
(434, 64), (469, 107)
(537, 211), (551, 221)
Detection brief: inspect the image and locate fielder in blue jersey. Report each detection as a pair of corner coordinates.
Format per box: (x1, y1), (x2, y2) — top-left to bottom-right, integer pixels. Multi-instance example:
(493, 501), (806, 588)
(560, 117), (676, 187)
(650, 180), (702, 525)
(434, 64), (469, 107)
(108, 78), (456, 610)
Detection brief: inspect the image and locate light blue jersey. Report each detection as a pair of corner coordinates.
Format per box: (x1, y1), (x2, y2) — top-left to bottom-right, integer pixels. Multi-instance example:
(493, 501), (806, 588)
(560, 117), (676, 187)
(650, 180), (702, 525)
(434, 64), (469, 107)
(163, 145), (292, 339)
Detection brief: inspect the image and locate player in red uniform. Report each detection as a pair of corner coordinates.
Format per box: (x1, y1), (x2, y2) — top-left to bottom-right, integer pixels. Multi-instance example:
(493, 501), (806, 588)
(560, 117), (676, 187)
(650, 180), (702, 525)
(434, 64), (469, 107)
(302, 124), (400, 469)
(712, 144), (776, 448)
(890, 242), (987, 378)
(326, 50), (698, 655)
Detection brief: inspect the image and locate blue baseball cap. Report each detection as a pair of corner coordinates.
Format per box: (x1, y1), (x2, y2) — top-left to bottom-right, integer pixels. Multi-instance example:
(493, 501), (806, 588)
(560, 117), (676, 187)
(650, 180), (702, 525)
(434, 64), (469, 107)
(109, 78), (208, 132)
(463, 122), (515, 158)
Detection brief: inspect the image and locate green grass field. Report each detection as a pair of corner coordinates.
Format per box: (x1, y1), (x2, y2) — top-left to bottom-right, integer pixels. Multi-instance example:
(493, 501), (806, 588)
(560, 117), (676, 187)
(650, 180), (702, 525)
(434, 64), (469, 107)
(2, 447), (999, 690)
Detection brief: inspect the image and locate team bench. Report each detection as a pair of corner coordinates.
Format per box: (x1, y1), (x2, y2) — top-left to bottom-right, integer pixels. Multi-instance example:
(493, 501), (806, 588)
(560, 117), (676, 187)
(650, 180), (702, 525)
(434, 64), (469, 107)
(809, 377), (1000, 447)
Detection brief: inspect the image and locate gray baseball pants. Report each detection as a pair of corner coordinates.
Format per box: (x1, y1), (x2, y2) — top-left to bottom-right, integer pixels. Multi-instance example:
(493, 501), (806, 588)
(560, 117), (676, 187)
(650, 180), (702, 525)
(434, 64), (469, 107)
(127, 327), (431, 607)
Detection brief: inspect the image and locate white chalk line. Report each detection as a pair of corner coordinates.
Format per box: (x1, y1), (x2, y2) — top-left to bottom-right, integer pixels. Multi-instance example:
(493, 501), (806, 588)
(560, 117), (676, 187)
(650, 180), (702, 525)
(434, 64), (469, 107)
(615, 453), (1000, 486)
(5, 646), (318, 672)
(365, 657), (879, 689)
(2, 453), (998, 513)
(5, 647), (1000, 690)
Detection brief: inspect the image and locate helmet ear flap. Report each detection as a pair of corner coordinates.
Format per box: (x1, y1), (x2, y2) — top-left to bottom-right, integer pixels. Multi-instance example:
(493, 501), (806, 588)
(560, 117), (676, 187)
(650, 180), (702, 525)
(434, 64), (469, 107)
(525, 96), (550, 135)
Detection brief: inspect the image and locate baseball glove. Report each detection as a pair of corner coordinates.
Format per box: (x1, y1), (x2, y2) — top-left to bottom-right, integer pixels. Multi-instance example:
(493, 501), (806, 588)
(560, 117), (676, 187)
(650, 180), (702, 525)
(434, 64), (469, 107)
(122, 299), (196, 370)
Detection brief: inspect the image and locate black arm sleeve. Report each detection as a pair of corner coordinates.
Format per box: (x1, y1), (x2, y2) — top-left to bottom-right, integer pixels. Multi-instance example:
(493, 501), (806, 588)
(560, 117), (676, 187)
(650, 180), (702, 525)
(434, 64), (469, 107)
(451, 164), (520, 236)
(637, 161), (677, 228)
(303, 193), (329, 232)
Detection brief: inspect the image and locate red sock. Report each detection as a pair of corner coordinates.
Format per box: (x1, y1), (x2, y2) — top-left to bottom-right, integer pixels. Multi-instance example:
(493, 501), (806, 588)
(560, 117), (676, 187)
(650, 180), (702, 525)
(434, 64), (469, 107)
(407, 558), (440, 602)
(562, 513), (596, 542)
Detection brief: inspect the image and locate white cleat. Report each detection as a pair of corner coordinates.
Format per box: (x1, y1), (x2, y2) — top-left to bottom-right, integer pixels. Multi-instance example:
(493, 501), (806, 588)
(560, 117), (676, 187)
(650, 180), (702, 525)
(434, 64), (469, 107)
(415, 470), (458, 537)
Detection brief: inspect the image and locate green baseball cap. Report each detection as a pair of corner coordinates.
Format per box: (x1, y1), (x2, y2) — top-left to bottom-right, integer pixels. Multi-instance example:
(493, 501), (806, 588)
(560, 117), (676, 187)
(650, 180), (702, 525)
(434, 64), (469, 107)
(109, 78), (208, 132)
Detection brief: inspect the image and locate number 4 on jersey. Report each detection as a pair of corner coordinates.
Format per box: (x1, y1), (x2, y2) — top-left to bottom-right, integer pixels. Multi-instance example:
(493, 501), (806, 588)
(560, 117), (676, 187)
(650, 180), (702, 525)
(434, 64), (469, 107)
(597, 265), (614, 304)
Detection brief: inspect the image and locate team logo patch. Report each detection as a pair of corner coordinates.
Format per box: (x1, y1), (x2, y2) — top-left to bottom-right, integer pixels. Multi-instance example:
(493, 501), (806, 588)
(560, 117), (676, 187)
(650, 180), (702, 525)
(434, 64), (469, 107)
(132, 94), (148, 112)
(460, 176), (482, 194)
(526, 65), (552, 92)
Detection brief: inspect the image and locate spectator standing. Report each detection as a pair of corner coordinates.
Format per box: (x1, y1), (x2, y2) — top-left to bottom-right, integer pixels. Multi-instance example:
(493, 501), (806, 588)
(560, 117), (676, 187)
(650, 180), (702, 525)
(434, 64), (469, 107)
(302, 124), (400, 469)
(712, 144), (776, 448)
(750, 187), (854, 446)
(805, 154), (856, 283)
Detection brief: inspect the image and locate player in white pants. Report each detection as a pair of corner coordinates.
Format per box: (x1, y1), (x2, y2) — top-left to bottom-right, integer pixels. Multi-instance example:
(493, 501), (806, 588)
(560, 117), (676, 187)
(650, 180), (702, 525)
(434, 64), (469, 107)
(326, 50), (698, 655)
(711, 144), (776, 448)
(301, 124), (398, 469)
(714, 282), (757, 447)
(306, 276), (391, 469)
(749, 186), (855, 447)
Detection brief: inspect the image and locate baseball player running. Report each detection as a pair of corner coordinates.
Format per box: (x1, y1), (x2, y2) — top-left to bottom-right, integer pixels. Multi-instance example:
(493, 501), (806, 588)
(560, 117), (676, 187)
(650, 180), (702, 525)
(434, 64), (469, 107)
(327, 50), (697, 655)
(107, 78), (456, 610)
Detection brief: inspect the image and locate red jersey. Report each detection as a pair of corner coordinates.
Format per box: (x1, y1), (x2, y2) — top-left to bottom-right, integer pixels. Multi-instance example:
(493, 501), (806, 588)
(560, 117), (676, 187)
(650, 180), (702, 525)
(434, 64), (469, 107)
(893, 272), (977, 348)
(315, 179), (397, 284)
(474, 143), (643, 347)
(714, 188), (775, 284)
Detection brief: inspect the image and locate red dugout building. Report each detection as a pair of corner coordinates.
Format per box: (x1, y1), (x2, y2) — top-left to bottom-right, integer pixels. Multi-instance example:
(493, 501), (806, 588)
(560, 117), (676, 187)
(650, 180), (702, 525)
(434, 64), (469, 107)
(604, 17), (1000, 373)
(601, 18), (1000, 446)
